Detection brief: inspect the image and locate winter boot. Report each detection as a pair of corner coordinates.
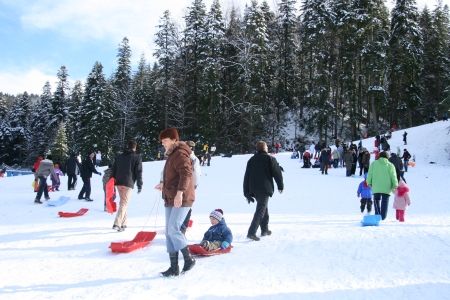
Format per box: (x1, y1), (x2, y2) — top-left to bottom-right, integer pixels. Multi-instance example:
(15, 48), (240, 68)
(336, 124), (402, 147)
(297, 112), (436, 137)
(180, 246), (196, 273)
(161, 252), (180, 277)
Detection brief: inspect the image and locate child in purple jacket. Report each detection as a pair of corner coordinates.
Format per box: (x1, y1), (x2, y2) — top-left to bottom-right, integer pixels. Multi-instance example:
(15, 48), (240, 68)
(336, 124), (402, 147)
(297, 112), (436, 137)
(357, 174), (373, 214)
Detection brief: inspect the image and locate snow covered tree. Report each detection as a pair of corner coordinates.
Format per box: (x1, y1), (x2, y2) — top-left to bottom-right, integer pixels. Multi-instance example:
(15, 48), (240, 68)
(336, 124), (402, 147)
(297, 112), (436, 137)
(66, 80), (84, 154)
(200, 0), (226, 142)
(27, 82), (53, 163)
(154, 10), (179, 130)
(113, 37), (133, 151)
(420, 3), (450, 121)
(387, 0), (423, 127)
(78, 62), (115, 158)
(51, 122), (69, 166)
(132, 57), (162, 160)
(52, 66), (70, 127)
(182, 0), (208, 137)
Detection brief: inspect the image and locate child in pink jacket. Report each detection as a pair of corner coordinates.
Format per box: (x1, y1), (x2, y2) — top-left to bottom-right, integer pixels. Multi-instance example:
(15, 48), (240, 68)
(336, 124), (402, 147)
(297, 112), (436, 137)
(393, 180), (411, 222)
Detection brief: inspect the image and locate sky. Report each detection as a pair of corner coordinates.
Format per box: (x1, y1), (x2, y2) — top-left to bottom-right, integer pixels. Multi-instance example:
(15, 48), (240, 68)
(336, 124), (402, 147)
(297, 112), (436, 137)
(0, 120), (449, 299)
(0, 0), (448, 96)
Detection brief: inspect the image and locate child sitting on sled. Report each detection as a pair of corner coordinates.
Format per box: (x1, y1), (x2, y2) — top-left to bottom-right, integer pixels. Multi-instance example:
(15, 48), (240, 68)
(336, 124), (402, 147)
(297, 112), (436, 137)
(357, 173), (372, 214)
(393, 180), (411, 222)
(199, 209), (233, 251)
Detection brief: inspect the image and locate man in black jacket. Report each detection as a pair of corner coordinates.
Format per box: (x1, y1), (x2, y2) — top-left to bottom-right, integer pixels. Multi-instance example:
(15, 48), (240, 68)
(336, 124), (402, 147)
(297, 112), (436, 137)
(112, 140), (143, 232)
(243, 141), (284, 241)
(78, 151), (101, 201)
(66, 153), (81, 190)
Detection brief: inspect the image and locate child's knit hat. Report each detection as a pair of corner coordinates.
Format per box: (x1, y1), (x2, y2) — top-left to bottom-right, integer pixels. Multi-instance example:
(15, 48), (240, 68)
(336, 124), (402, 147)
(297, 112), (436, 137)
(210, 209), (223, 222)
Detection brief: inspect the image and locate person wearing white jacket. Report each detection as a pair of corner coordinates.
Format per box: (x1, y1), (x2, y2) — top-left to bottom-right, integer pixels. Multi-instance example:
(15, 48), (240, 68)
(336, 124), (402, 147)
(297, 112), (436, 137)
(180, 141), (201, 233)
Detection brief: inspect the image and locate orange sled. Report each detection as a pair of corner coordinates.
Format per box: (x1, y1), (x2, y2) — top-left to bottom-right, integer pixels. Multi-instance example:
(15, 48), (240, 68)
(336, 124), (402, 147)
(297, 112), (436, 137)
(188, 244), (232, 256)
(58, 208), (89, 218)
(110, 231), (157, 253)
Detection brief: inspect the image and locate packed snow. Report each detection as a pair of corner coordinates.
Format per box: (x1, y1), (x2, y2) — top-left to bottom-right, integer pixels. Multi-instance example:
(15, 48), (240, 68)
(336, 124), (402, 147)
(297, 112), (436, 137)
(1, 121), (450, 300)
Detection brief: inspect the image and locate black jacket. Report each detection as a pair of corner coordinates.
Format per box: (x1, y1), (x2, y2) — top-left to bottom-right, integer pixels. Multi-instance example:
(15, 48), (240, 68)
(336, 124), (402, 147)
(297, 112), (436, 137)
(243, 151), (284, 198)
(80, 156), (100, 178)
(113, 150), (143, 190)
(66, 156), (81, 175)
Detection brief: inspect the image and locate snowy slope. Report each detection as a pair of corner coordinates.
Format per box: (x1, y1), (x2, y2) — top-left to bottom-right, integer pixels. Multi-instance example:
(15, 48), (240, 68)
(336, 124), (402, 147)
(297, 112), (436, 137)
(0, 120), (449, 300)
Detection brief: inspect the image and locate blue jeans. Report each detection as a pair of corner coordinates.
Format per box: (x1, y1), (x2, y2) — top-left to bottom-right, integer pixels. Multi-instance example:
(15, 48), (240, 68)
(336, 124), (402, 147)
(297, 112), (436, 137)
(165, 207), (191, 253)
(35, 177), (49, 200)
(373, 193), (390, 220)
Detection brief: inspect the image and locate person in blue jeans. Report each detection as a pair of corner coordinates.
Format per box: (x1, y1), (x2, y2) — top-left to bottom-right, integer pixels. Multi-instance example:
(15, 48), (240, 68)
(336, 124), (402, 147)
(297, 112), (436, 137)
(367, 151), (398, 220)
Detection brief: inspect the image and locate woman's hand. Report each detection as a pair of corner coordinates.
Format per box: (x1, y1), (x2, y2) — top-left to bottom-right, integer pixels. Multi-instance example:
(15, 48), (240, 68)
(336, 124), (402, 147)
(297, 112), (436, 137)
(154, 182), (163, 191)
(174, 191), (183, 208)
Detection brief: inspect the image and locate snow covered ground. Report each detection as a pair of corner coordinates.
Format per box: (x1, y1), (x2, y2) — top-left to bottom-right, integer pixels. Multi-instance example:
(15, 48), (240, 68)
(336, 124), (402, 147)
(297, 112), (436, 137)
(1, 121), (450, 300)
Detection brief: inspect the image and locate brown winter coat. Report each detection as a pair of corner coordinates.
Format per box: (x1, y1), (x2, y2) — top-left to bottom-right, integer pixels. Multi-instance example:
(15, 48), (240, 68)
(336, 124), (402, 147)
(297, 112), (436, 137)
(162, 142), (195, 207)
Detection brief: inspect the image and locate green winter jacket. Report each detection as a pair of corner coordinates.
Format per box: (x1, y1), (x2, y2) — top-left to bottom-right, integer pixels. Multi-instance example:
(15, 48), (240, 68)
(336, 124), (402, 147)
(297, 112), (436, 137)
(367, 157), (398, 194)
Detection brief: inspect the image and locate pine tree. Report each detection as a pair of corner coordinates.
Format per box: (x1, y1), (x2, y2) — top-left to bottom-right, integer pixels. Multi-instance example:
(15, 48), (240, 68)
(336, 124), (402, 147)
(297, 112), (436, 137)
(388, 0), (423, 127)
(132, 56), (161, 160)
(299, 0), (334, 140)
(201, 0), (225, 143)
(420, 3), (450, 120)
(183, 0), (208, 137)
(52, 66), (70, 127)
(66, 81), (84, 154)
(27, 82), (53, 163)
(79, 62), (115, 158)
(113, 37), (133, 151)
(51, 122), (69, 165)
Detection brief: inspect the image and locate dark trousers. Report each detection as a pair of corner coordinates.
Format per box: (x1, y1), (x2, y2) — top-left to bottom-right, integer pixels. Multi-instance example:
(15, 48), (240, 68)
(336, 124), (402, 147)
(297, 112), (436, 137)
(36, 177), (49, 200)
(78, 177), (91, 199)
(180, 208), (192, 233)
(67, 173), (77, 189)
(373, 193), (390, 220)
(248, 195), (270, 236)
(360, 198), (372, 213)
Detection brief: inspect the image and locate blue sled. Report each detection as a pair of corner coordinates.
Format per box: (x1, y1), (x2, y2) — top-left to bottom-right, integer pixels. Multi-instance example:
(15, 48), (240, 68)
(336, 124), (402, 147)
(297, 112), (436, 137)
(361, 214), (381, 226)
(47, 196), (70, 207)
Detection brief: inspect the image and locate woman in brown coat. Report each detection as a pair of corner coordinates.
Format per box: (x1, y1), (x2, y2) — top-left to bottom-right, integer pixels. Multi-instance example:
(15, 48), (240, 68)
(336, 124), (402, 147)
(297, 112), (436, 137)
(155, 128), (196, 277)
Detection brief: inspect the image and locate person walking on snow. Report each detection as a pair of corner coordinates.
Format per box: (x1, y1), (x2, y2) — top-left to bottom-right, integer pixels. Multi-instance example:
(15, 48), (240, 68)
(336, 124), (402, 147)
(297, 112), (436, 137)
(34, 154), (57, 204)
(243, 141), (284, 241)
(78, 151), (101, 201)
(366, 151), (398, 220)
(155, 128), (196, 277)
(393, 180), (411, 222)
(112, 140), (143, 232)
(403, 131), (407, 145)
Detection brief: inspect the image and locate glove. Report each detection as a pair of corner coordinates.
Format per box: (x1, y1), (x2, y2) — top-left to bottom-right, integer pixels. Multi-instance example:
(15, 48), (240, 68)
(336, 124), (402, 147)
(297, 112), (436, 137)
(137, 188), (142, 194)
(278, 189), (283, 194)
(246, 196), (255, 204)
(221, 241), (230, 249)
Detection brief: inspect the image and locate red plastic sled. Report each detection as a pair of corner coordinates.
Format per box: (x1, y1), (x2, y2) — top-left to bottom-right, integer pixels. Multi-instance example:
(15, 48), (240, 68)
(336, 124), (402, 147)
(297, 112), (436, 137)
(110, 231), (157, 253)
(58, 208), (89, 218)
(188, 244), (232, 256)
(105, 177), (117, 213)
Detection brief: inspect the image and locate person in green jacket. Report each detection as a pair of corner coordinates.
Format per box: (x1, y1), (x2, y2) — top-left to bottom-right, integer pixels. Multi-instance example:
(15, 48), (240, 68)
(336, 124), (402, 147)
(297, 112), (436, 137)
(366, 151), (398, 220)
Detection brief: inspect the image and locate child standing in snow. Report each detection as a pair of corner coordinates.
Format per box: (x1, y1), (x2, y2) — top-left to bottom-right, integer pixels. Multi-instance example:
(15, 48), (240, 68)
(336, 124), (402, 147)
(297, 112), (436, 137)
(51, 163), (64, 191)
(357, 174), (372, 214)
(199, 209), (233, 251)
(393, 180), (411, 222)
(102, 163), (115, 211)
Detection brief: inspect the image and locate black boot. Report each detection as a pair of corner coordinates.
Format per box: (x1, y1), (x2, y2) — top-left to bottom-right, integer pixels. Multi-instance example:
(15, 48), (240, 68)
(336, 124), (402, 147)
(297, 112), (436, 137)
(161, 252), (179, 277)
(180, 246), (196, 273)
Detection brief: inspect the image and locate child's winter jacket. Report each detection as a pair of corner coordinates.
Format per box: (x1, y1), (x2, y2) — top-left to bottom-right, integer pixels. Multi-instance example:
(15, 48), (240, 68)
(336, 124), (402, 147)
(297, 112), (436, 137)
(393, 181), (411, 210)
(202, 218), (233, 244)
(357, 180), (372, 199)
